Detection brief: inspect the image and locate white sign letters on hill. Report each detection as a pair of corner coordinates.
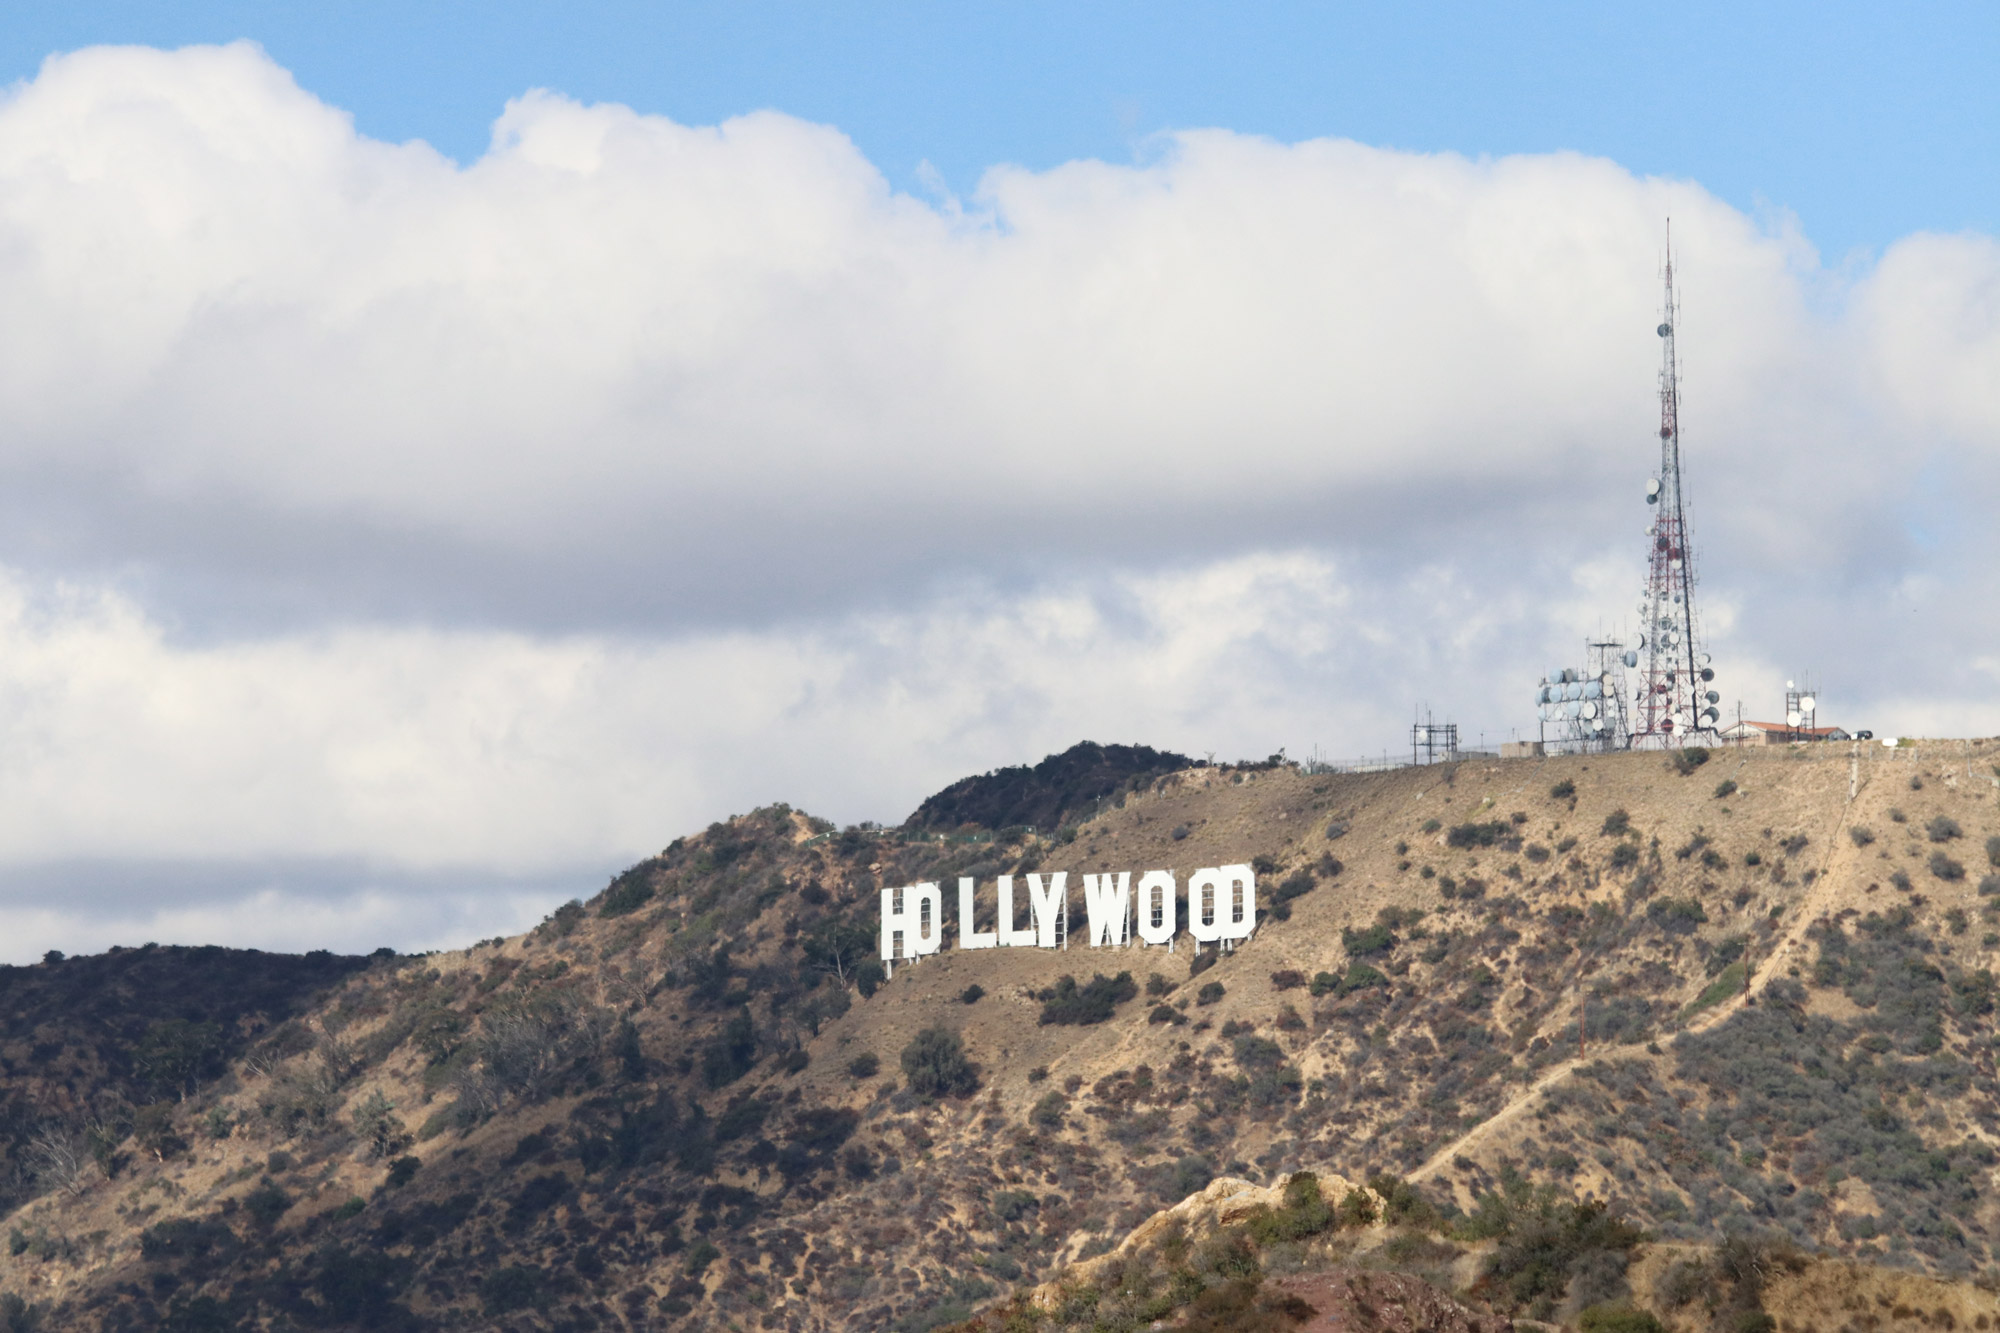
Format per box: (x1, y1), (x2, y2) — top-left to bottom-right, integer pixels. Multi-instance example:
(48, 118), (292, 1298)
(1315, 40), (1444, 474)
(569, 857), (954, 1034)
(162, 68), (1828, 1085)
(879, 867), (1255, 964)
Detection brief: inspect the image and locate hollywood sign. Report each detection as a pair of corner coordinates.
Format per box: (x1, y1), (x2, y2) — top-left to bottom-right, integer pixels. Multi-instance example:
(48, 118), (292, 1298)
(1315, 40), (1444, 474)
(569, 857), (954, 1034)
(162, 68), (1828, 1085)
(880, 867), (1256, 968)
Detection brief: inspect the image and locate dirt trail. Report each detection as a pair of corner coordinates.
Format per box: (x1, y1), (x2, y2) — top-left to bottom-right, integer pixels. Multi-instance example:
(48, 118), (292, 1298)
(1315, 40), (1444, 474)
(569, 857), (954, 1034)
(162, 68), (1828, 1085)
(1408, 1055), (1582, 1188)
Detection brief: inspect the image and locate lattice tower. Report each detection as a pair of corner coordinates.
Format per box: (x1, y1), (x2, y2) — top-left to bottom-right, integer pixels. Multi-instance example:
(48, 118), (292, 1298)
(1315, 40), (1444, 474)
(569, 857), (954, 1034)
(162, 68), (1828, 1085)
(1633, 224), (1720, 746)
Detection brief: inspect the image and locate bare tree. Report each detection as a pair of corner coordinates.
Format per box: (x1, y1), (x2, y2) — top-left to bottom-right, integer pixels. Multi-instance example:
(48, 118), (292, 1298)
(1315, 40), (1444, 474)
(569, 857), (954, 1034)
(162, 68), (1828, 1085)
(23, 1123), (92, 1197)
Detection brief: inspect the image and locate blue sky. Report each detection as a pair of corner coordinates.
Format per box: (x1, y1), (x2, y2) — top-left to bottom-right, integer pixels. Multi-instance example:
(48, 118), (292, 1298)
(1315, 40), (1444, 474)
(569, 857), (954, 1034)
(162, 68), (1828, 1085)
(6, 1), (1996, 261)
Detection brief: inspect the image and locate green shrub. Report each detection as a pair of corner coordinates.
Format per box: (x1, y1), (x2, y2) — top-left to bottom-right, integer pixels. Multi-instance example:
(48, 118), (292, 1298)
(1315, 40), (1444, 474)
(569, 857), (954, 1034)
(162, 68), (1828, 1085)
(1849, 825), (1875, 846)
(1987, 834), (2000, 866)
(1148, 1004), (1187, 1026)
(1335, 1188), (1378, 1228)
(847, 1052), (879, 1078)
(1420, 818), (1442, 833)
(1927, 815), (1962, 842)
(1246, 1172), (1336, 1244)
(1273, 870), (1317, 904)
(1448, 821), (1513, 849)
(683, 1238), (721, 1274)
(1646, 897), (1708, 934)
(901, 1026), (978, 1098)
(992, 1189), (1039, 1222)
(1314, 962), (1387, 999)
(596, 866), (655, 918)
(1038, 971), (1138, 1025)
(1676, 745), (1711, 772)
(1601, 809), (1632, 836)
(1196, 981), (1225, 1006)
(243, 1182), (293, 1228)
(700, 1009), (759, 1087)
(1551, 780), (1576, 799)
(959, 984), (984, 1004)
(1714, 779), (1738, 799)
(1610, 843), (1640, 869)
(1029, 1092), (1067, 1128)
(1342, 923), (1396, 957)
(1930, 852), (1965, 882)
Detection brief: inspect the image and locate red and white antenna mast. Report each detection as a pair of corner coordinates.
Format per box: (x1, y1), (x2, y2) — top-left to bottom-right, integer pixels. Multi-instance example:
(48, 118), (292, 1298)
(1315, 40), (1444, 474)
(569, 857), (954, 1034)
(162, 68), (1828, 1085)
(1633, 222), (1720, 746)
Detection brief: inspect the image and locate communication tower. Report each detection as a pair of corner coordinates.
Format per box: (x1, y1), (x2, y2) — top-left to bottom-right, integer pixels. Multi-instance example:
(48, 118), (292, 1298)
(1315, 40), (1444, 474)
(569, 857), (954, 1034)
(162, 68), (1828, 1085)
(1410, 711), (1459, 765)
(1532, 638), (1632, 754)
(1782, 675), (1820, 741)
(1631, 224), (1721, 747)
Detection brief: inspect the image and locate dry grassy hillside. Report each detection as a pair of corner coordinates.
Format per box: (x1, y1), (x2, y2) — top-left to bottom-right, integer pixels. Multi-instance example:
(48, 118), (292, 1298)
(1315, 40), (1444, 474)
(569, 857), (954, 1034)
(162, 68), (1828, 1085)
(1, 739), (1997, 1332)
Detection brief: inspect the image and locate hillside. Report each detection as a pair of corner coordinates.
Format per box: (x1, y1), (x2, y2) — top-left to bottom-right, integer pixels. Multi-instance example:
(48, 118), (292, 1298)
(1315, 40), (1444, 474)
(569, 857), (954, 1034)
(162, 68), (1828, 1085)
(2, 738), (1999, 1331)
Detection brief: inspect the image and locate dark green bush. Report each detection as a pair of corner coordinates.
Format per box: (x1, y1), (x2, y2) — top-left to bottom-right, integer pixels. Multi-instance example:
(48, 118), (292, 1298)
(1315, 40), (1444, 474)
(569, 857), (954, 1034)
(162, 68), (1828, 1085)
(900, 1026), (978, 1098)
(700, 1008), (759, 1087)
(992, 1189), (1039, 1222)
(1148, 1004), (1187, 1025)
(1273, 870), (1316, 904)
(1645, 897), (1708, 934)
(1029, 1092), (1066, 1128)
(1610, 843), (1640, 869)
(1930, 852), (1965, 882)
(1245, 1172), (1336, 1244)
(959, 984), (984, 1005)
(1927, 815), (1962, 842)
(1196, 981), (1225, 1006)
(1673, 746), (1711, 774)
(1714, 779), (1738, 799)
(1037, 971), (1138, 1025)
(596, 866), (655, 918)
(847, 1052), (879, 1078)
(1448, 821), (1513, 849)
(1551, 780), (1576, 799)
(1342, 923), (1396, 957)
(1850, 825), (1875, 846)
(243, 1182), (293, 1228)
(1601, 809), (1632, 836)
(1987, 834), (2000, 866)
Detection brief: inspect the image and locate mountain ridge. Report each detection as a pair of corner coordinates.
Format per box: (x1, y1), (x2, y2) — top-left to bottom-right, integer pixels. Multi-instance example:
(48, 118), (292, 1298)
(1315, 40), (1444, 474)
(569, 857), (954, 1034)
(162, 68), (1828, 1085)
(1, 738), (1998, 1331)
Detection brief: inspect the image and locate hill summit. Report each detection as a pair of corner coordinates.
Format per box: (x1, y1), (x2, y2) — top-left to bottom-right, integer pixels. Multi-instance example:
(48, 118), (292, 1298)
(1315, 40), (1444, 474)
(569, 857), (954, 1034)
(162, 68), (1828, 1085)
(3, 738), (1999, 1332)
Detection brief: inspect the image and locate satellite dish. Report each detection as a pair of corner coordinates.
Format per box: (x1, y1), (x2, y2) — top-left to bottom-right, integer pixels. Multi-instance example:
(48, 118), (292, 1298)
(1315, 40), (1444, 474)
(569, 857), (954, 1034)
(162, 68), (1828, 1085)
(1703, 706), (1720, 722)
(1623, 650), (1638, 668)
(1636, 633), (1647, 649)
(1705, 690), (1720, 705)
(1801, 696), (1817, 713)
(1582, 701), (1599, 720)
(1787, 711), (1802, 727)
(1700, 667), (1714, 682)
(1698, 653), (1711, 667)
(1658, 323), (1672, 337)
(1786, 680), (1795, 690)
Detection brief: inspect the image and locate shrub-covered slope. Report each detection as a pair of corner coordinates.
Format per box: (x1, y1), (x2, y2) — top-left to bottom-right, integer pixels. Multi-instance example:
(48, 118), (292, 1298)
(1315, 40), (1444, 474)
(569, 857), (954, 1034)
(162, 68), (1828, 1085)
(1, 740), (1998, 1332)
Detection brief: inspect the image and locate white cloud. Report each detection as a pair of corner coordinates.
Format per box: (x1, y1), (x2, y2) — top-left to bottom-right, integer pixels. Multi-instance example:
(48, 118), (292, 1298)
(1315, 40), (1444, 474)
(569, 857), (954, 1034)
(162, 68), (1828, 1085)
(0, 42), (1995, 958)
